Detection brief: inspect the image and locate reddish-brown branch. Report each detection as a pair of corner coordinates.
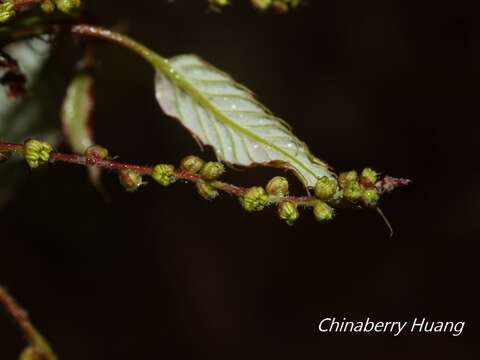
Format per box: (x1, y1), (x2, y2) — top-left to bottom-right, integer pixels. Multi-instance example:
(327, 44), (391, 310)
(0, 142), (321, 204)
(51, 152), (154, 175)
(0, 286), (57, 360)
(0, 142), (23, 152)
(0, 142), (409, 207)
(0, 286), (37, 343)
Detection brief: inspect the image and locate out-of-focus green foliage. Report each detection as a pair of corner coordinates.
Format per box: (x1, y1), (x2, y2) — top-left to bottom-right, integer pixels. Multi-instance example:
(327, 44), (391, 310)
(0, 37), (63, 207)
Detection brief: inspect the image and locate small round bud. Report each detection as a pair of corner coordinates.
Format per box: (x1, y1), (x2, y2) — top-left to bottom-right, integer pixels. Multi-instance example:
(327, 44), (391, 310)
(24, 139), (53, 169)
(0, 152), (10, 163)
(180, 155), (204, 174)
(278, 201), (299, 226)
(85, 145), (109, 164)
(200, 161), (225, 180)
(338, 170), (358, 189)
(314, 176), (338, 201)
(119, 170), (143, 192)
(361, 188), (380, 208)
(41, 0), (55, 13)
(266, 176), (289, 196)
(152, 164), (176, 186)
(54, 0), (82, 14)
(0, 1), (15, 23)
(196, 180), (219, 200)
(239, 187), (269, 212)
(343, 181), (363, 202)
(251, 0), (272, 10)
(360, 168), (378, 188)
(313, 201), (334, 222)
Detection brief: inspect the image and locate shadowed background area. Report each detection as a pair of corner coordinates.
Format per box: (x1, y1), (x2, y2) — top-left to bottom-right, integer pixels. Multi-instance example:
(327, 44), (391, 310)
(1, 0), (479, 358)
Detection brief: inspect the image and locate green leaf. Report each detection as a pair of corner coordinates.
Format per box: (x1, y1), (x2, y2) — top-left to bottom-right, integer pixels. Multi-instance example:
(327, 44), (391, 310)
(0, 37), (51, 139)
(61, 67), (95, 154)
(61, 65), (102, 189)
(154, 54), (335, 188)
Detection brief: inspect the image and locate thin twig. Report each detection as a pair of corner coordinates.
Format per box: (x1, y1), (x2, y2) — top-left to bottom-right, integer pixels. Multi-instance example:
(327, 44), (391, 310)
(0, 142), (409, 207)
(0, 286), (57, 360)
(0, 142), (319, 205)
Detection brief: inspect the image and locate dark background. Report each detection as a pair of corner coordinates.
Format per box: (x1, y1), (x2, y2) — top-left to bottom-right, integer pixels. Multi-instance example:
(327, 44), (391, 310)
(1, 0), (479, 358)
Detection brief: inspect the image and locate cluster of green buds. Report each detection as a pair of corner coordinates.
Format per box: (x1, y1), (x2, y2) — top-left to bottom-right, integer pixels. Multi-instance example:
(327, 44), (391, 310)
(9, 139), (400, 231)
(0, 0), (14, 23)
(239, 176), (298, 224)
(0, 0), (83, 23)
(44, 0), (82, 14)
(238, 174), (335, 226)
(148, 155), (227, 200)
(180, 155), (224, 200)
(251, 0), (302, 13)
(337, 168), (380, 208)
(240, 177), (287, 219)
(265, 176), (299, 225)
(309, 168), (381, 222)
(312, 176), (337, 222)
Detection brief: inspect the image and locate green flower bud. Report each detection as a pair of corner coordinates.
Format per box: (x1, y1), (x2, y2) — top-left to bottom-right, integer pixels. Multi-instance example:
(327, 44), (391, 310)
(314, 176), (338, 201)
(313, 201), (334, 222)
(54, 0), (82, 14)
(84, 145), (109, 163)
(278, 201), (299, 225)
(343, 181), (363, 202)
(0, 1), (14, 23)
(239, 187), (269, 212)
(196, 180), (219, 200)
(251, 0), (272, 10)
(24, 139), (53, 169)
(41, 0), (55, 13)
(338, 170), (358, 189)
(119, 170), (143, 192)
(200, 161), (225, 180)
(152, 164), (176, 186)
(180, 155), (204, 174)
(360, 168), (378, 188)
(361, 188), (380, 208)
(266, 176), (289, 196)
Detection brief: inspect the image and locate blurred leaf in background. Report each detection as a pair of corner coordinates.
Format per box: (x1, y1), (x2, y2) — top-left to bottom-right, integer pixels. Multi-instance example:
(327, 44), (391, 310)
(0, 36), (67, 207)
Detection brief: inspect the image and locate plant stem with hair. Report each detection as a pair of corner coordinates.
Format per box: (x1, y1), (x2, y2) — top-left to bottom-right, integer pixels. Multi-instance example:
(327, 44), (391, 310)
(0, 286), (57, 360)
